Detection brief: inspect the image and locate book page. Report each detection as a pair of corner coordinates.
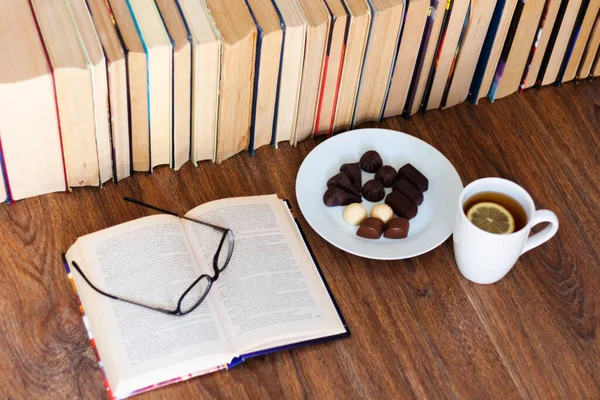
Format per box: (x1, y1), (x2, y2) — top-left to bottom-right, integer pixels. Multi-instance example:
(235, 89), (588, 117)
(66, 215), (233, 397)
(182, 195), (346, 354)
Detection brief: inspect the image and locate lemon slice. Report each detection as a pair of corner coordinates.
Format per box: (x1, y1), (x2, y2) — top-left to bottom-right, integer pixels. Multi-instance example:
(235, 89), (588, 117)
(466, 202), (515, 234)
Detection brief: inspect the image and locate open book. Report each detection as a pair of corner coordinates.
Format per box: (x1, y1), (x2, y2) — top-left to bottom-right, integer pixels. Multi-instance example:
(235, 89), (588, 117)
(63, 195), (348, 399)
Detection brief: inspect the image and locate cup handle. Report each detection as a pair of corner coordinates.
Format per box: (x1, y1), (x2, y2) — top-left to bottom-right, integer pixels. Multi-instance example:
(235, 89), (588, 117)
(521, 210), (559, 255)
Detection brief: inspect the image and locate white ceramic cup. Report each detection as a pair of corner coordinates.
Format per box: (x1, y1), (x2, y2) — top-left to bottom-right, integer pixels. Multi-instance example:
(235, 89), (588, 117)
(453, 178), (559, 284)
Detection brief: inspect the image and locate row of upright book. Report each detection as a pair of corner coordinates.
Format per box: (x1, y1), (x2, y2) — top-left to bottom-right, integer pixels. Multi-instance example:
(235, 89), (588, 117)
(0, 0), (599, 203)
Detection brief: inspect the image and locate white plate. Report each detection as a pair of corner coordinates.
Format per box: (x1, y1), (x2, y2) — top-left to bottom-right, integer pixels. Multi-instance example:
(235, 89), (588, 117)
(296, 129), (463, 260)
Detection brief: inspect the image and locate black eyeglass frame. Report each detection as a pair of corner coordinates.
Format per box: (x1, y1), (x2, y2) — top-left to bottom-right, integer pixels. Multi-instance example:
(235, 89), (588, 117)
(62, 197), (235, 316)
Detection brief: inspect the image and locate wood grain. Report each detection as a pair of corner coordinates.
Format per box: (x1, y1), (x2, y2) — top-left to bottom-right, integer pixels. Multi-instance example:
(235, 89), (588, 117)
(0, 79), (599, 399)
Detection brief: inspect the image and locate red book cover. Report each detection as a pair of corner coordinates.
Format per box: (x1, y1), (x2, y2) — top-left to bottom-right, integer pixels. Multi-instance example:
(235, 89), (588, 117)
(314, 2), (349, 138)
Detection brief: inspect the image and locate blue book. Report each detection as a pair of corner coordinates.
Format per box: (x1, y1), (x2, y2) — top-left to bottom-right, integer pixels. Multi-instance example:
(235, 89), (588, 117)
(0, 138), (11, 203)
(468, 0), (507, 103)
(488, 0), (525, 102)
(245, 0), (285, 155)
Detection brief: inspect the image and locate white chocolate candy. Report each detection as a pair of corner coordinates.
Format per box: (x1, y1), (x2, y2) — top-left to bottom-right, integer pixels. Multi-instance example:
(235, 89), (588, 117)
(371, 204), (394, 224)
(343, 203), (368, 226)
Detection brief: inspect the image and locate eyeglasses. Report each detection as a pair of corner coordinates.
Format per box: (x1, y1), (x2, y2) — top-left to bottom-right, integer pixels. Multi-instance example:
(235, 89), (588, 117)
(62, 197), (234, 316)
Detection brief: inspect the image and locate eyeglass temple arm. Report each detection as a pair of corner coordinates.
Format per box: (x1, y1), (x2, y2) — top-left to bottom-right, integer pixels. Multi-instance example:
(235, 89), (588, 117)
(123, 197), (228, 231)
(67, 259), (177, 316)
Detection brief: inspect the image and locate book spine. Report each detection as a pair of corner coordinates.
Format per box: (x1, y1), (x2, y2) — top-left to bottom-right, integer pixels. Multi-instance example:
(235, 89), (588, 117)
(468, 0), (507, 104)
(440, 1), (471, 109)
(270, 0), (286, 148)
(519, 0), (552, 92)
(380, 0), (409, 121)
(95, 0), (135, 178)
(489, 0), (525, 101)
(0, 138), (13, 203)
(244, 0), (263, 156)
(421, 0), (453, 112)
(172, 1), (194, 161)
(155, 1), (177, 168)
(404, 0), (439, 118)
(314, 5), (337, 138)
(556, 0), (591, 84)
(125, 0), (153, 172)
(28, 0), (70, 194)
(328, 10), (351, 136)
(536, 0), (569, 86)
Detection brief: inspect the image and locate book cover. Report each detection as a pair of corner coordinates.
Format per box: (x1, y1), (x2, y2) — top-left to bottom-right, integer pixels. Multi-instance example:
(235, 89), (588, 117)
(519, 0), (552, 92)
(271, 0), (306, 145)
(85, 0), (132, 182)
(0, 138), (11, 203)
(488, 0), (524, 101)
(126, 0), (173, 170)
(537, 0), (580, 85)
(270, 0), (287, 147)
(420, 0), (453, 111)
(155, 0), (194, 170)
(468, 0), (505, 103)
(404, 0), (440, 117)
(556, 0), (592, 83)
(379, 0), (407, 121)
(577, 12), (600, 78)
(107, 0), (151, 172)
(439, 1), (470, 108)
(245, 0), (284, 153)
(314, 0), (350, 137)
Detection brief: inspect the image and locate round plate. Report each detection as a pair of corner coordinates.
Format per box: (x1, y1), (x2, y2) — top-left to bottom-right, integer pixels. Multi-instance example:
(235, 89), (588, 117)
(296, 129), (463, 260)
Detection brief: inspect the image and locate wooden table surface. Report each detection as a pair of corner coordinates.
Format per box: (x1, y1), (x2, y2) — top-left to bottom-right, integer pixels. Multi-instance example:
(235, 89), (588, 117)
(1, 80), (599, 399)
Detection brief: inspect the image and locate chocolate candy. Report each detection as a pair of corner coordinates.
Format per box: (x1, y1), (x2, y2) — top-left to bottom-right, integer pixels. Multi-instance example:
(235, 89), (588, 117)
(327, 172), (360, 195)
(375, 165), (397, 187)
(361, 179), (385, 202)
(323, 187), (362, 207)
(384, 218), (410, 239)
(340, 162), (362, 192)
(357, 217), (385, 239)
(385, 190), (418, 219)
(397, 164), (428, 192)
(393, 177), (423, 205)
(360, 150), (383, 173)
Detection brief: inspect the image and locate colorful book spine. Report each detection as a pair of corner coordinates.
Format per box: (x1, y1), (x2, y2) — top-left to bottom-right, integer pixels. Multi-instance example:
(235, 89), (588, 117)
(556, 0), (591, 84)
(536, 0), (569, 85)
(314, 4), (350, 137)
(329, 2), (351, 137)
(519, 0), (552, 92)
(468, 0), (506, 103)
(270, 0), (286, 147)
(125, 0), (153, 172)
(246, 1), (263, 155)
(489, 0), (525, 101)
(0, 138), (12, 203)
(421, 0), (452, 112)
(440, 1), (471, 108)
(404, 0), (440, 117)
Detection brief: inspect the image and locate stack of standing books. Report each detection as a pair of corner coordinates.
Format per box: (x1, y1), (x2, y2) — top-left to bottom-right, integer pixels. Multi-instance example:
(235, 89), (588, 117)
(0, 0), (598, 203)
